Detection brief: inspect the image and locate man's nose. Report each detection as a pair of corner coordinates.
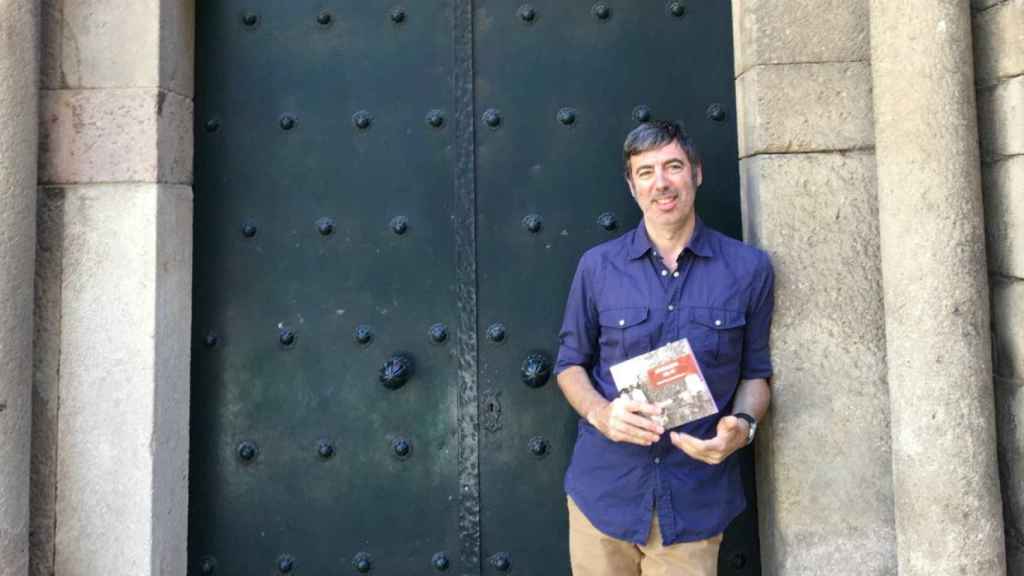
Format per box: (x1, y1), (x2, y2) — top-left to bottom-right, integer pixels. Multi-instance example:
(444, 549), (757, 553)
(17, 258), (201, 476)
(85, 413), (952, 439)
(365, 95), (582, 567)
(654, 170), (669, 189)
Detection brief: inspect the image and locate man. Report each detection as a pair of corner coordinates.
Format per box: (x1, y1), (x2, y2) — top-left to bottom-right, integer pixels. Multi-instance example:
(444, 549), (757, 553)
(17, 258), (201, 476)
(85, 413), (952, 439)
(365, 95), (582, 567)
(555, 121), (774, 576)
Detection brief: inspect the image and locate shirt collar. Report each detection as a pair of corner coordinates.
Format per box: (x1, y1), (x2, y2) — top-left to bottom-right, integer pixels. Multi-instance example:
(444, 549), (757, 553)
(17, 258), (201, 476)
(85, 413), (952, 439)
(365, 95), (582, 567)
(627, 217), (713, 261)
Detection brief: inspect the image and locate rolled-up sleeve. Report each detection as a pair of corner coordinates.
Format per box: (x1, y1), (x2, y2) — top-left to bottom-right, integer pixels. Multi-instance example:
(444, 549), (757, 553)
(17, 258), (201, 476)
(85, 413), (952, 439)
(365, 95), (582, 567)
(555, 255), (599, 374)
(740, 252), (774, 380)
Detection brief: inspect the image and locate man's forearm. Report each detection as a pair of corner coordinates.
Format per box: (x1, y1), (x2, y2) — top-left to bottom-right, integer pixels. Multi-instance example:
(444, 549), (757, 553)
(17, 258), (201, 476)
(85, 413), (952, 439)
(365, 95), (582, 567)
(556, 365), (609, 424)
(732, 378), (770, 421)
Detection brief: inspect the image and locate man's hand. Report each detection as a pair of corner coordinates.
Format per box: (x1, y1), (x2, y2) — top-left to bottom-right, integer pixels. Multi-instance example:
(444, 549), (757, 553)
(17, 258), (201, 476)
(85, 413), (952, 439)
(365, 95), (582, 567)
(588, 396), (664, 446)
(669, 415), (749, 465)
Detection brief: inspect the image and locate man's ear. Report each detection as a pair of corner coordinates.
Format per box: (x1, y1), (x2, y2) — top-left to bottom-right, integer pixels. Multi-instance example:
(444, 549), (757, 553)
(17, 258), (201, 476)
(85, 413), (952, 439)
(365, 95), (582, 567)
(694, 163), (703, 188)
(625, 175), (636, 198)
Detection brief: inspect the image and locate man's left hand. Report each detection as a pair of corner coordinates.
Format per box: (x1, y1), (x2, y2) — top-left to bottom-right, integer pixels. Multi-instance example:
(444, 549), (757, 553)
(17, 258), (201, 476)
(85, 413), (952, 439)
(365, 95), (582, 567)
(669, 415), (749, 465)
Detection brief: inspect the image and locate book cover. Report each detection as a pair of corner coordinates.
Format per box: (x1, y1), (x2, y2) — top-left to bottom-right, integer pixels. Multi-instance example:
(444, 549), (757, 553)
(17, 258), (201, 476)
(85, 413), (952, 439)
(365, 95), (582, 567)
(609, 338), (718, 430)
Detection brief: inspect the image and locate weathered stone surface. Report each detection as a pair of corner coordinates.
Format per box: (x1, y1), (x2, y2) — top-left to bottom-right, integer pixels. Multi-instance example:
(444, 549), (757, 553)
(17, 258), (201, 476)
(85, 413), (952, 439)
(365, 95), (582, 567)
(731, 0), (870, 75)
(741, 152), (897, 576)
(996, 375), (1024, 575)
(985, 156), (1024, 279)
(973, 0), (1024, 87)
(992, 275), (1024, 381)
(979, 76), (1024, 161)
(61, 0), (194, 95)
(52, 183), (192, 576)
(41, 0), (62, 89)
(736, 62), (874, 158)
(871, 2), (1006, 574)
(38, 88), (193, 185)
(30, 188), (64, 576)
(0, 2), (39, 575)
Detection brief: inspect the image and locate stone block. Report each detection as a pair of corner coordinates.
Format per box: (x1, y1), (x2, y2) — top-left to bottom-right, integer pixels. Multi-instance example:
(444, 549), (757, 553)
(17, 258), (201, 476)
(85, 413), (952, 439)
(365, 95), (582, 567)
(973, 0), (1024, 87)
(736, 62), (874, 158)
(974, 0), (1006, 11)
(38, 88), (193, 185)
(995, 376), (1024, 575)
(978, 75), (1024, 160)
(992, 275), (1024, 381)
(30, 187), (65, 576)
(742, 152), (897, 575)
(732, 0), (870, 76)
(61, 0), (193, 95)
(52, 183), (192, 576)
(984, 156), (1024, 278)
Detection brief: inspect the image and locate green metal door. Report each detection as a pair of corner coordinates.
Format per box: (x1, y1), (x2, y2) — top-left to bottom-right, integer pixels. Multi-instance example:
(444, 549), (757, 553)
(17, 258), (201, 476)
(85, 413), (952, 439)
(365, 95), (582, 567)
(189, 2), (757, 575)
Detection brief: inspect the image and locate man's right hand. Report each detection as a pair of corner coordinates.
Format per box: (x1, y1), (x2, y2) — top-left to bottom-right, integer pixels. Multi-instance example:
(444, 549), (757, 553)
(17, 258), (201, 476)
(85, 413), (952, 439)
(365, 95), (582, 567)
(587, 396), (665, 446)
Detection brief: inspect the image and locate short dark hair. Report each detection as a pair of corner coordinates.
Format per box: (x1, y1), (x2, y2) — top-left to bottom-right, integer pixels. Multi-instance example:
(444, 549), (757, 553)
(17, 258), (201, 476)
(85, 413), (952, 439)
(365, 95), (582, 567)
(623, 121), (701, 177)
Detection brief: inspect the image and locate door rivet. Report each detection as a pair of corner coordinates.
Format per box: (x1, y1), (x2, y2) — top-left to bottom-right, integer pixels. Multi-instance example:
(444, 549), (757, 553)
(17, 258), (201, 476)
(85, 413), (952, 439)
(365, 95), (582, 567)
(277, 554), (294, 573)
(528, 436), (550, 457)
(316, 217), (335, 236)
(380, 354), (414, 389)
(592, 3), (611, 20)
(482, 109), (502, 128)
(633, 105), (652, 123)
(390, 7), (406, 24)
(557, 107), (577, 125)
(237, 441), (258, 461)
(732, 553), (747, 569)
(597, 212), (618, 231)
(354, 325), (374, 345)
(706, 103), (726, 122)
(353, 552), (373, 573)
(518, 4), (536, 22)
(279, 329), (296, 348)
(521, 353), (552, 388)
(392, 437), (412, 458)
(204, 118), (221, 133)
(486, 323), (507, 343)
(317, 439), (335, 459)
(241, 12), (259, 27)
(352, 110), (372, 130)
(429, 323), (449, 344)
(317, 11), (333, 26)
(204, 331), (219, 348)
(432, 552), (450, 571)
(522, 214), (543, 233)
(279, 115), (296, 131)
(426, 109), (445, 128)
(667, 1), (686, 17)
(490, 553), (511, 572)
(241, 222), (258, 238)
(390, 215), (409, 235)
(198, 556), (216, 575)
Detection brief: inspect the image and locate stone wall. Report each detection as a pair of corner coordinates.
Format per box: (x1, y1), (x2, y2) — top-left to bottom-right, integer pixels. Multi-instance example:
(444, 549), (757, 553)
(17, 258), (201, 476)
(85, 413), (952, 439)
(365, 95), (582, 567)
(31, 1), (195, 575)
(975, 0), (1024, 572)
(732, 1), (897, 574)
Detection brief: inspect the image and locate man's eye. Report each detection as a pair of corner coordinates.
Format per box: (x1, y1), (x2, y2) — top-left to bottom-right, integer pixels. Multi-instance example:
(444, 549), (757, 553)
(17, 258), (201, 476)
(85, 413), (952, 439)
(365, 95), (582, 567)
(637, 171), (653, 179)
(668, 163), (684, 172)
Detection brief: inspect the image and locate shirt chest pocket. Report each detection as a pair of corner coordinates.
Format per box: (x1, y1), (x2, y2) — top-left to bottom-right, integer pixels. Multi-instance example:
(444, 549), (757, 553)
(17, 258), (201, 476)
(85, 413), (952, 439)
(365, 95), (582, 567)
(597, 307), (653, 365)
(688, 307), (746, 366)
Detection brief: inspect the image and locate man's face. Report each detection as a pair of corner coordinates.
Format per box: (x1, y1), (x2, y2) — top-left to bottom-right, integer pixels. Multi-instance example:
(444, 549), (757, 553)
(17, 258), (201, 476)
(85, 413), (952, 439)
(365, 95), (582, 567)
(626, 141), (702, 230)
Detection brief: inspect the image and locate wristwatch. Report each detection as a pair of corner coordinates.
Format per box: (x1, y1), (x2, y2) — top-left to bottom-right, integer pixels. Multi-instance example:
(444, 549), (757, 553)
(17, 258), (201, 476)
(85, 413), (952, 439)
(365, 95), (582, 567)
(734, 412), (757, 446)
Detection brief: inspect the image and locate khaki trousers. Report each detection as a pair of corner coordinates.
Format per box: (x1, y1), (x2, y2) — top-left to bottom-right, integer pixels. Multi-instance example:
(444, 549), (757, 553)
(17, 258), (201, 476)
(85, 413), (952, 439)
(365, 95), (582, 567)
(568, 497), (722, 576)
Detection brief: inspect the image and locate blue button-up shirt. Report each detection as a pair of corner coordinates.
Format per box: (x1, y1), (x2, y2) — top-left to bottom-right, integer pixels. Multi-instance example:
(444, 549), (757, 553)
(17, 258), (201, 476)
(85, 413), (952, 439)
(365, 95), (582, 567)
(555, 218), (774, 545)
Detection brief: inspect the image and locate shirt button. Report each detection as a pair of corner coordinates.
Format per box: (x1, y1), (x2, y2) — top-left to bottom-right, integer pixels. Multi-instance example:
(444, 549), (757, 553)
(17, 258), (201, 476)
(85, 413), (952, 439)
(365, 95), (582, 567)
(672, 271), (679, 278)
(654, 457), (661, 464)
(667, 305), (674, 311)
(661, 270), (668, 277)
(715, 319), (722, 326)
(618, 319), (625, 326)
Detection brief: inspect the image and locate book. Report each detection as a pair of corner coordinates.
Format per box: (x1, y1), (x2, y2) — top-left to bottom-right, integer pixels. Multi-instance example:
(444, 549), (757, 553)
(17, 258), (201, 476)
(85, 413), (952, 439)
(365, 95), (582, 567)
(609, 339), (718, 430)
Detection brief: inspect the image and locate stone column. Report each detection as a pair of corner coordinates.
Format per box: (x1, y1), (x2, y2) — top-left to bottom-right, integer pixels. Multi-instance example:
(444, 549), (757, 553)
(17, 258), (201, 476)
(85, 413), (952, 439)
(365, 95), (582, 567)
(973, 0), (1024, 572)
(0, 1), (39, 575)
(870, 2), (1007, 575)
(33, 1), (195, 575)
(732, 1), (896, 574)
